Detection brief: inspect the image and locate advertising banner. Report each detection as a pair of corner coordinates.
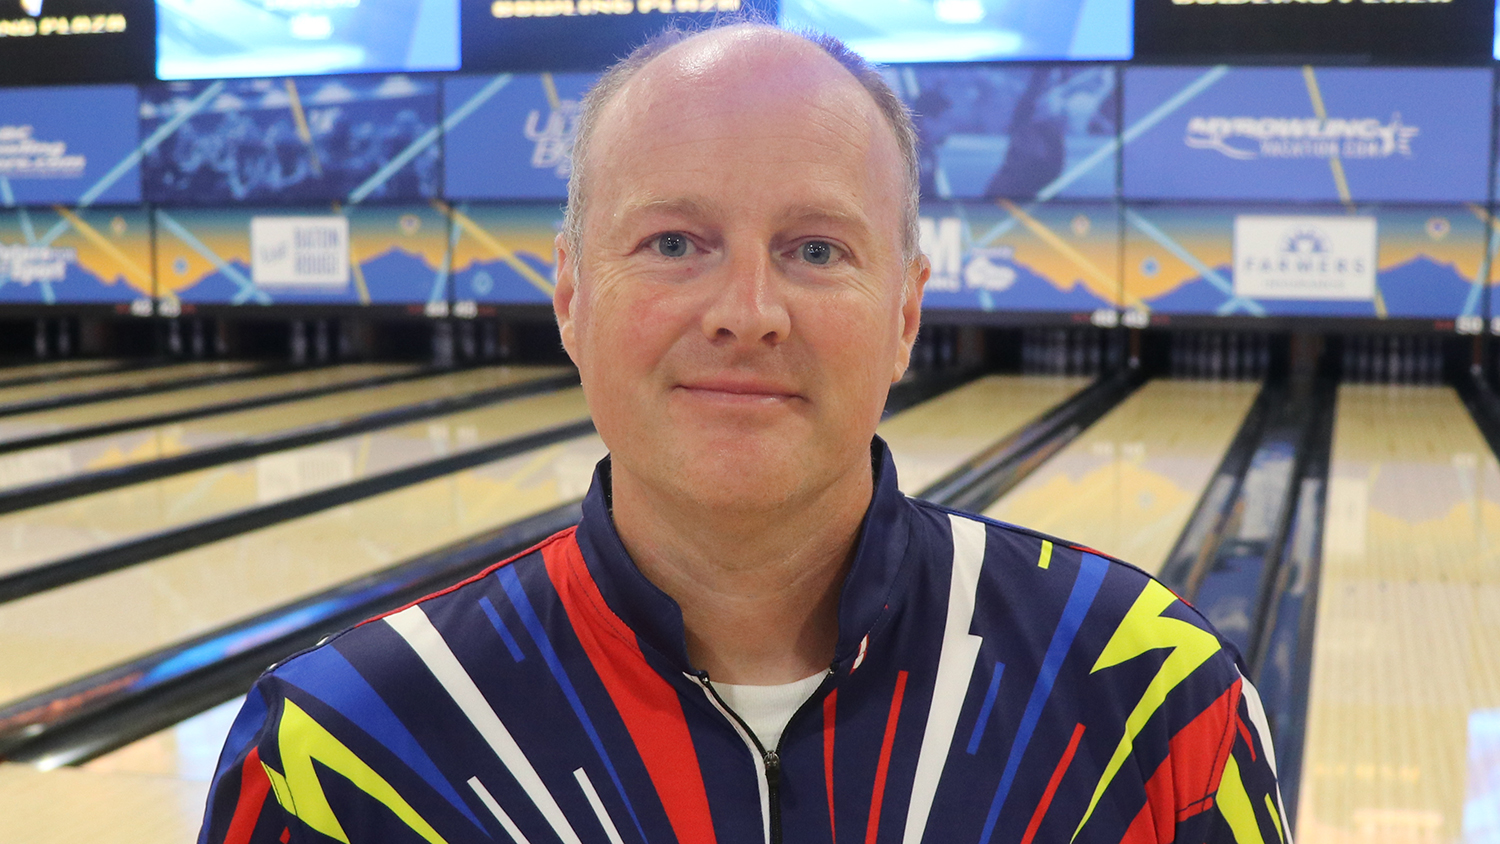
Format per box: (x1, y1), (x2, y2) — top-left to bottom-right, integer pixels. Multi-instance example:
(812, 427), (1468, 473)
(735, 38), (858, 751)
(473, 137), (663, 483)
(0, 85), (141, 206)
(449, 202), (561, 306)
(443, 73), (595, 202)
(1122, 203), (1489, 320)
(919, 199), (1119, 314)
(155, 0), (459, 81)
(1123, 67), (1493, 205)
(156, 203), (450, 306)
(140, 74), (441, 206)
(893, 64), (1117, 202)
(0, 206), (151, 305)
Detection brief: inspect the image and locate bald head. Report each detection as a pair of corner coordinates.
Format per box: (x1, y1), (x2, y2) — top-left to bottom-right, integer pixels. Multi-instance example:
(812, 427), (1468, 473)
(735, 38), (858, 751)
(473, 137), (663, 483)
(562, 23), (920, 264)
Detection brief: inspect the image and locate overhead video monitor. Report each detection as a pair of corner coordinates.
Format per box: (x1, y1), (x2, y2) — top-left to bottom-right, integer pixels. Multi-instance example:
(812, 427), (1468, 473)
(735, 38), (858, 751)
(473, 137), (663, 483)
(0, 0), (155, 85)
(155, 0), (459, 81)
(779, 0), (1132, 63)
(461, 0), (775, 73)
(140, 74), (441, 205)
(895, 64), (1117, 201)
(1136, 0), (1492, 63)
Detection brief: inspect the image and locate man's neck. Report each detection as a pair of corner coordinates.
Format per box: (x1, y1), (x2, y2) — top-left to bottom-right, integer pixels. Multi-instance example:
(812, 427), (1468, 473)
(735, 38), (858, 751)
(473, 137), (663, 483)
(610, 461), (873, 686)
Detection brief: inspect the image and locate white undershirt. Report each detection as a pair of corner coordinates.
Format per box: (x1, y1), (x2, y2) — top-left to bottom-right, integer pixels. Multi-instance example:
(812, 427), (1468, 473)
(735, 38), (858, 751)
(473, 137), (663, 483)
(713, 672), (827, 750)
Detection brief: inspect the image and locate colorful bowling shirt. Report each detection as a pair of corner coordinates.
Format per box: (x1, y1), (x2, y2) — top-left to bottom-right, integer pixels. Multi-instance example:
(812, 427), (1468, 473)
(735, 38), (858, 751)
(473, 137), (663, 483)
(200, 439), (1289, 844)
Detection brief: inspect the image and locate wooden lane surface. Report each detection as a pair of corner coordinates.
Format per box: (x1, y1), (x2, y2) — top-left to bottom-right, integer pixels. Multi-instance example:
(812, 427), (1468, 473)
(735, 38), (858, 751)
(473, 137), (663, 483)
(880, 374), (1090, 495)
(0, 362), (419, 445)
(1296, 385), (1500, 844)
(0, 365), (568, 494)
(0, 388), (592, 576)
(982, 379), (1262, 575)
(0, 764), (208, 844)
(0, 361), (257, 409)
(0, 433), (609, 706)
(0, 359), (124, 384)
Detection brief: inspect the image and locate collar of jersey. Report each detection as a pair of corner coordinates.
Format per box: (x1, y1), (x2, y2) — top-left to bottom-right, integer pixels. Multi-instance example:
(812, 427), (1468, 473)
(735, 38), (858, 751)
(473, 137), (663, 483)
(571, 436), (916, 675)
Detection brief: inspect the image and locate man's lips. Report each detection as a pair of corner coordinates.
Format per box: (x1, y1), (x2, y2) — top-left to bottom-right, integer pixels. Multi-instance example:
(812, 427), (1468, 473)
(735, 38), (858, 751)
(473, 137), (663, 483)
(674, 378), (801, 401)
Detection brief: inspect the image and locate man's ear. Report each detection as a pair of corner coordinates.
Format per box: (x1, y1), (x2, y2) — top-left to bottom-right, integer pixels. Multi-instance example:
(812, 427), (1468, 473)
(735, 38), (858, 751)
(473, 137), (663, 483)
(892, 252), (929, 383)
(553, 233), (582, 367)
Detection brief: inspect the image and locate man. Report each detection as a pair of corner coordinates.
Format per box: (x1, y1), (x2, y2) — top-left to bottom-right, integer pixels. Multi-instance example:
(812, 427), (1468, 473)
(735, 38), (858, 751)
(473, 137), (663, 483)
(200, 22), (1288, 844)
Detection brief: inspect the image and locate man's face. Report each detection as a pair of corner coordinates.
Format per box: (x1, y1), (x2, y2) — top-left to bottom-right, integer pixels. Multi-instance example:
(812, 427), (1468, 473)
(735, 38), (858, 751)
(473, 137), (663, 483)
(554, 33), (926, 515)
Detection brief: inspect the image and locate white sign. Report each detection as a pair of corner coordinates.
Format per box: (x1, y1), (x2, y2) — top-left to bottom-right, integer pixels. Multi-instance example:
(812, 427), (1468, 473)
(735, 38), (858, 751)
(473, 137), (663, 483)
(251, 216), (349, 289)
(1233, 215), (1376, 301)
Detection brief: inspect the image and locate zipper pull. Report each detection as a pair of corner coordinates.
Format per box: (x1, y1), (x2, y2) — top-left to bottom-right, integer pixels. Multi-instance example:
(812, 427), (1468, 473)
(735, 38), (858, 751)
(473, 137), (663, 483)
(763, 750), (781, 790)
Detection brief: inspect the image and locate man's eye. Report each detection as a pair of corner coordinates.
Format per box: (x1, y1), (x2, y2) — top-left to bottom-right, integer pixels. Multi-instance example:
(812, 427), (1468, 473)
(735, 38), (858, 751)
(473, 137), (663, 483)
(799, 241), (836, 265)
(654, 233), (691, 258)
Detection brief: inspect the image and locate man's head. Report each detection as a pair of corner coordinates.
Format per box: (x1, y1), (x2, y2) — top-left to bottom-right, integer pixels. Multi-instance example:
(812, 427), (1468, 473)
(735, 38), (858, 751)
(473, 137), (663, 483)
(553, 23), (928, 516)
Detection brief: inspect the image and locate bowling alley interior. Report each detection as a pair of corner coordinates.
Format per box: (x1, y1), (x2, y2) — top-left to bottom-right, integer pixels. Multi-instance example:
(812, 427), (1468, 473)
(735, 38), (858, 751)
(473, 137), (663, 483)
(5, 0), (1500, 842)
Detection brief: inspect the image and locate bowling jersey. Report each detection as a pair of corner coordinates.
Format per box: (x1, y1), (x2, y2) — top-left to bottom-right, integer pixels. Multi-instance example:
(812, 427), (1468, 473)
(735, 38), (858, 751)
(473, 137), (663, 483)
(199, 438), (1289, 844)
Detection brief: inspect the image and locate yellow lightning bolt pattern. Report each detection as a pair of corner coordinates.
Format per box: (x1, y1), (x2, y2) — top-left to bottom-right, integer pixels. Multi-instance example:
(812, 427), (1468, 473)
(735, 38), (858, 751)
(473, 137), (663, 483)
(260, 699), (449, 844)
(1072, 579), (1222, 841)
(1216, 755), (1272, 844)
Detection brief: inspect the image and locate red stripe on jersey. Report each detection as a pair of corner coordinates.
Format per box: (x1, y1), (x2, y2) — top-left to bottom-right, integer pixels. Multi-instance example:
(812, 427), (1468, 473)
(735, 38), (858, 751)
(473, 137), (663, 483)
(824, 689), (838, 843)
(1019, 722), (1086, 844)
(542, 537), (718, 844)
(1120, 677), (1245, 843)
(225, 746), (271, 844)
(357, 528), (577, 629)
(864, 671), (908, 844)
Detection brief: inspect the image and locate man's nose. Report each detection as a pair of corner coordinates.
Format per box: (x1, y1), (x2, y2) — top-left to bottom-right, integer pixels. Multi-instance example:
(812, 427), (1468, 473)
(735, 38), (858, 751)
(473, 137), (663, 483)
(700, 247), (791, 347)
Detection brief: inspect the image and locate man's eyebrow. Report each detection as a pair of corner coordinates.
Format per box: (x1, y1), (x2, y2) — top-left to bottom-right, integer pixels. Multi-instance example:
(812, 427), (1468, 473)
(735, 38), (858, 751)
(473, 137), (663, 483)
(617, 197), (718, 221)
(783, 205), (873, 233)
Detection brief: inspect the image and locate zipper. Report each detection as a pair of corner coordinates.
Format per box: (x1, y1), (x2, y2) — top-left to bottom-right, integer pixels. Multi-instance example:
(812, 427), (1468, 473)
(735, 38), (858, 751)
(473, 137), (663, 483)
(695, 667), (836, 844)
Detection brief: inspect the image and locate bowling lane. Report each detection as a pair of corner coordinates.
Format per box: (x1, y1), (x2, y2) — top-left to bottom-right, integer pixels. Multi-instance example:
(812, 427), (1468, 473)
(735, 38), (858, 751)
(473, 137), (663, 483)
(0, 361), (257, 409)
(0, 433), (608, 706)
(0, 764), (208, 844)
(0, 362), (419, 445)
(0, 365), (569, 494)
(1295, 386), (1500, 844)
(0, 359), (124, 385)
(65, 374), (1094, 783)
(982, 379), (1262, 574)
(880, 374), (1090, 494)
(0, 387), (591, 576)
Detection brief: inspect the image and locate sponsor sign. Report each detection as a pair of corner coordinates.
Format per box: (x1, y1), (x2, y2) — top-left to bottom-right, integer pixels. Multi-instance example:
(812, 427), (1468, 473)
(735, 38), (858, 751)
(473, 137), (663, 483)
(1233, 215), (1376, 301)
(1123, 67), (1492, 203)
(251, 216), (350, 289)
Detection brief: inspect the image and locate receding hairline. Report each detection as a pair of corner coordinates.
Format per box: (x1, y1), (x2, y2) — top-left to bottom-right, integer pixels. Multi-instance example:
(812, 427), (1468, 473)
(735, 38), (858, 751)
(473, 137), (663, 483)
(562, 21), (922, 264)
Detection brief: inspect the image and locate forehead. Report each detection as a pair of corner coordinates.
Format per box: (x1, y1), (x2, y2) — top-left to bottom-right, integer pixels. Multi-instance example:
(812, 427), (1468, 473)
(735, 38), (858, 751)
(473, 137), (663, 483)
(583, 32), (905, 236)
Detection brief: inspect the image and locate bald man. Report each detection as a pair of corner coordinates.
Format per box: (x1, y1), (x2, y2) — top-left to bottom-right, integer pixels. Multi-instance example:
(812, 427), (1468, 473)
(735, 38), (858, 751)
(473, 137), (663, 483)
(200, 23), (1288, 844)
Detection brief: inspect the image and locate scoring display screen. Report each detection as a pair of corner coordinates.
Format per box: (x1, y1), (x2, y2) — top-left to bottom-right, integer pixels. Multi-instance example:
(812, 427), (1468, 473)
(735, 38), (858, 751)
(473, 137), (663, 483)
(0, 0), (156, 84)
(461, 0), (775, 73)
(1136, 0), (1493, 63)
(779, 0), (1132, 63)
(156, 0), (460, 81)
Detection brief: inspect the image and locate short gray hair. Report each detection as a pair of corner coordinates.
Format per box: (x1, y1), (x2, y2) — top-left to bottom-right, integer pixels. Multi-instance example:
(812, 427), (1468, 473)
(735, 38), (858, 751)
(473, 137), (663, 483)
(561, 21), (921, 265)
